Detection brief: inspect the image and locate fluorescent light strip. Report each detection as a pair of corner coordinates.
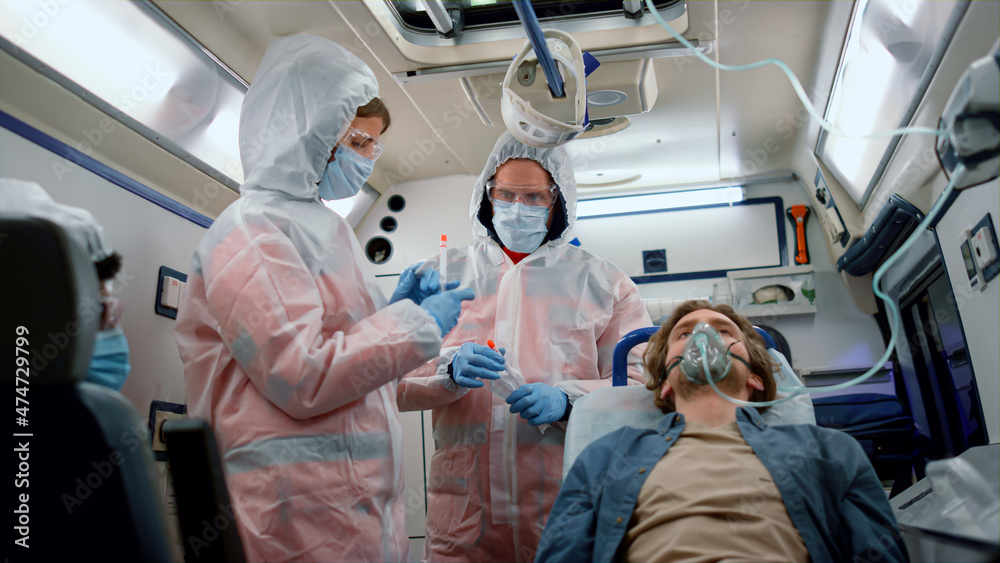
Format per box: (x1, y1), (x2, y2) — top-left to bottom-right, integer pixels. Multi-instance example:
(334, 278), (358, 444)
(577, 187), (745, 218)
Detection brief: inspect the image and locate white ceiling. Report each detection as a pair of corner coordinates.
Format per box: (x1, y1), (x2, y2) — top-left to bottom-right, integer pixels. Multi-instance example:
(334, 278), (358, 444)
(150, 0), (851, 195)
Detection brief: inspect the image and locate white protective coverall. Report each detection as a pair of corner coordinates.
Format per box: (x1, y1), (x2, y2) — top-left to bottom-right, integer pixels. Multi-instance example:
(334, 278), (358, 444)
(174, 35), (444, 563)
(397, 133), (652, 562)
(0, 179), (115, 263)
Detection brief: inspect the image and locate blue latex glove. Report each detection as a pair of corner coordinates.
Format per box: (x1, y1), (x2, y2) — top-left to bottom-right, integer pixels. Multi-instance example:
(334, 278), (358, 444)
(420, 288), (475, 336)
(506, 382), (568, 426)
(391, 263), (460, 305)
(450, 342), (505, 388)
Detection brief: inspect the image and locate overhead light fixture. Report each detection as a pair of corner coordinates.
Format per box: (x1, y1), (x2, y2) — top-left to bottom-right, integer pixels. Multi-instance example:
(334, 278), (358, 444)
(587, 90), (629, 107)
(577, 186), (745, 218)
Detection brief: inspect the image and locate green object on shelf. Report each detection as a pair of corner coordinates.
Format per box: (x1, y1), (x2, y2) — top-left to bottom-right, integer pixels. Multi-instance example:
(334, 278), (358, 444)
(801, 278), (816, 304)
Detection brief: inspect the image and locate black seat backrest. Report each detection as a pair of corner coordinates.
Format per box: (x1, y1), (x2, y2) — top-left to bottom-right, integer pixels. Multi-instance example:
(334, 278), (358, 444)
(163, 418), (247, 563)
(1, 214), (173, 561)
(752, 324), (792, 365)
(2, 214), (97, 380)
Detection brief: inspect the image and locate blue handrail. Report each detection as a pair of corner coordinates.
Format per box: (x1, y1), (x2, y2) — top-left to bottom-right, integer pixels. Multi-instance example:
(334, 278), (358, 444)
(511, 0), (565, 98)
(612, 327), (659, 386)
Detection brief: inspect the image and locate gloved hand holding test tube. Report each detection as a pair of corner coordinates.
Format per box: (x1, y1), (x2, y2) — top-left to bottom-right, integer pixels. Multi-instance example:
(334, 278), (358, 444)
(486, 340), (551, 433)
(484, 340), (522, 400)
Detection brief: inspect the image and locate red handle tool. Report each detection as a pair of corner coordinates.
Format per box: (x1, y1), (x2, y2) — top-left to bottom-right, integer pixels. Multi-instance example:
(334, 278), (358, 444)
(787, 205), (810, 265)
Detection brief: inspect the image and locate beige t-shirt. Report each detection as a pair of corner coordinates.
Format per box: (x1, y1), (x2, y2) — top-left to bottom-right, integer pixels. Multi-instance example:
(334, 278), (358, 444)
(623, 421), (809, 563)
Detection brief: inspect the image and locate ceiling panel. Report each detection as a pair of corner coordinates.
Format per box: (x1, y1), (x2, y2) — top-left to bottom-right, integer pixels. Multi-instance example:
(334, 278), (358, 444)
(150, 0), (844, 195)
(716, 1), (850, 182)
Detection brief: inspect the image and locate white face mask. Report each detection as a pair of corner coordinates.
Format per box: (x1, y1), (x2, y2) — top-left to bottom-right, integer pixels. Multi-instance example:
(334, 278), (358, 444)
(492, 200), (550, 253)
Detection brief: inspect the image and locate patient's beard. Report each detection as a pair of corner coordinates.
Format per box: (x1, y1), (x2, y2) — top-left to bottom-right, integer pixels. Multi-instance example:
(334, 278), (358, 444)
(672, 364), (745, 402)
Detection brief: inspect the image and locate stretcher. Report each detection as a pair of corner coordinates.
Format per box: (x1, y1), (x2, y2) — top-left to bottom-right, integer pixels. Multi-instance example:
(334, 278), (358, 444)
(563, 326), (816, 477)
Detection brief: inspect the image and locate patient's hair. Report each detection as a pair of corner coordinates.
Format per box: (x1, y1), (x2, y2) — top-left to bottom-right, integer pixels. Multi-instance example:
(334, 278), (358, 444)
(643, 300), (777, 414)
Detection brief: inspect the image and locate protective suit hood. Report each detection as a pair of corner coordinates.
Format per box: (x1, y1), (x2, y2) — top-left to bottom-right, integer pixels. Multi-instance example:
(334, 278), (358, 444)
(470, 132), (577, 247)
(239, 34), (378, 200)
(0, 178), (115, 263)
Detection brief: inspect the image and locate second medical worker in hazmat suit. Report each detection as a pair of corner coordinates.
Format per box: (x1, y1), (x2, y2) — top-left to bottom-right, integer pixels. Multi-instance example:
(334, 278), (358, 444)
(1, 179), (132, 391)
(397, 132), (652, 562)
(174, 34), (472, 563)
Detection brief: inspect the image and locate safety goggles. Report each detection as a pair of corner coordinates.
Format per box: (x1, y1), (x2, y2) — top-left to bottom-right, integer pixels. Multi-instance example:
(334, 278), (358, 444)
(340, 127), (385, 161)
(486, 180), (559, 208)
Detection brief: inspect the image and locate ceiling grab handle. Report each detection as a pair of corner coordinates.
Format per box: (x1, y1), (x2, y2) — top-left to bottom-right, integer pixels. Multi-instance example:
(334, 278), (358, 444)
(511, 0), (565, 98)
(501, 29), (588, 147)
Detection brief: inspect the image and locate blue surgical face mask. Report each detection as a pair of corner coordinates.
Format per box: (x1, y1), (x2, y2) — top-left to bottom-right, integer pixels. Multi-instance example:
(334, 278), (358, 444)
(317, 145), (375, 201)
(87, 327), (131, 391)
(492, 200), (550, 253)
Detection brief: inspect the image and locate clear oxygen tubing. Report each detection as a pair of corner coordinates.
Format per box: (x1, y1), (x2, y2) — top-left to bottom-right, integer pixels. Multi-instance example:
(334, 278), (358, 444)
(699, 164), (966, 408)
(642, 0), (946, 141)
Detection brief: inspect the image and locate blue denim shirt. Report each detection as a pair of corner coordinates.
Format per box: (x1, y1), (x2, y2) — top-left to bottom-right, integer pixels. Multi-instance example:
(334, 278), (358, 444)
(535, 407), (908, 563)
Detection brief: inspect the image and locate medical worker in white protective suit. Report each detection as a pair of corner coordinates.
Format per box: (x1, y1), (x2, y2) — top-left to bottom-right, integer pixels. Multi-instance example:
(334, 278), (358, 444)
(1, 179), (131, 391)
(397, 132), (653, 562)
(174, 34), (473, 563)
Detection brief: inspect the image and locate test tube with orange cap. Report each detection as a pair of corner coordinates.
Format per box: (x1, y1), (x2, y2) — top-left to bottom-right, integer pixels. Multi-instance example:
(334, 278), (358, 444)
(439, 235), (448, 289)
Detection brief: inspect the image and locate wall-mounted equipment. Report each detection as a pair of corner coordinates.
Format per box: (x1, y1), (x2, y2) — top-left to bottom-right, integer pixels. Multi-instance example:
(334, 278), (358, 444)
(728, 265), (816, 317)
(813, 168), (850, 248)
(960, 212), (999, 291)
(936, 40), (1000, 190)
(366, 236), (393, 264)
(155, 266), (187, 319)
(837, 195), (924, 276)
(959, 235), (986, 292)
(971, 214), (999, 280)
(148, 400), (187, 461)
(387, 195), (406, 212)
(642, 249), (667, 274)
(786, 205), (811, 265)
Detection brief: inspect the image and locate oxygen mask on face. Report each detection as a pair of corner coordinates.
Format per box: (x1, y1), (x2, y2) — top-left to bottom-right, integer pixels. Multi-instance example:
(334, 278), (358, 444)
(678, 322), (732, 384)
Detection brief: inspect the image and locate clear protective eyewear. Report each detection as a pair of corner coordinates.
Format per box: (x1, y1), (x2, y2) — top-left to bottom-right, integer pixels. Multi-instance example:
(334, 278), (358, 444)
(340, 127), (385, 161)
(486, 180), (559, 208)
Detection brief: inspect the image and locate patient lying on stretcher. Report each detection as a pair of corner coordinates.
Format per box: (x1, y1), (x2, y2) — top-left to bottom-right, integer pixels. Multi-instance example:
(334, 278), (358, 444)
(535, 300), (908, 563)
